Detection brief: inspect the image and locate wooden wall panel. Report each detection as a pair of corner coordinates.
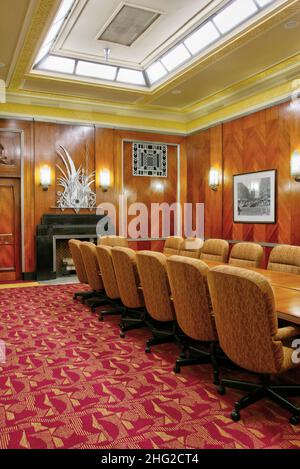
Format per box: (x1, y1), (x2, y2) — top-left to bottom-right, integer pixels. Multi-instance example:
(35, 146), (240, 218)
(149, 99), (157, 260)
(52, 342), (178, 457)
(186, 101), (300, 265)
(186, 125), (223, 239)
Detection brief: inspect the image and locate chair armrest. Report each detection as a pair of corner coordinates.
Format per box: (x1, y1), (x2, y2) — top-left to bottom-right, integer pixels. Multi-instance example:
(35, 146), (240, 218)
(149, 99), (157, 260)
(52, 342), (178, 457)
(274, 326), (300, 341)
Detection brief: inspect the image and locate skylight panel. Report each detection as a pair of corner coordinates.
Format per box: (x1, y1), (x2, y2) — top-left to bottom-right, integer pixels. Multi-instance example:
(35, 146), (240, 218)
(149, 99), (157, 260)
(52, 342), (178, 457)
(255, 0), (274, 7)
(55, 0), (75, 23)
(76, 61), (117, 80)
(39, 55), (75, 74)
(117, 68), (145, 85)
(161, 44), (191, 72)
(184, 21), (220, 55)
(146, 61), (167, 84)
(213, 0), (258, 34)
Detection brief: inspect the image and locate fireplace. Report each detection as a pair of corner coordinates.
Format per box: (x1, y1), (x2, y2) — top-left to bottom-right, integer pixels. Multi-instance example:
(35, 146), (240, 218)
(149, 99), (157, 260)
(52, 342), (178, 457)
(36, 214), (105, 280)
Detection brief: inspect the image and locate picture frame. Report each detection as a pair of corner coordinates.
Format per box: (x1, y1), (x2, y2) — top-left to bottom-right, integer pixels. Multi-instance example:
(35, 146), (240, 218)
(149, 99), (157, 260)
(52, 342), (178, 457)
(233, 169), (276, 224)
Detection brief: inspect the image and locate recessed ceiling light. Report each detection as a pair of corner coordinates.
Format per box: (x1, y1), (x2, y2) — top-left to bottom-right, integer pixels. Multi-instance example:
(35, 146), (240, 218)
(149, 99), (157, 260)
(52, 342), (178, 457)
(161, 44), (191, 72)
(171, 89), (182, 95)
(76, 61), (117, 81)
(117, 68), (145, 85)
(39, 55), (75, 74)
(146, 61), (167, 84)
(213, 0), (258, 35)
(184, 21), (220, 55)
(284, 20), (299, 29)
(0, 63), (5, 68)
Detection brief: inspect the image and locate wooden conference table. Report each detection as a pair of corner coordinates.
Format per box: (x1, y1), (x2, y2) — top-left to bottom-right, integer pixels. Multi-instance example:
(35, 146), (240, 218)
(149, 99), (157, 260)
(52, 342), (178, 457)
(203, 261), (300, 326)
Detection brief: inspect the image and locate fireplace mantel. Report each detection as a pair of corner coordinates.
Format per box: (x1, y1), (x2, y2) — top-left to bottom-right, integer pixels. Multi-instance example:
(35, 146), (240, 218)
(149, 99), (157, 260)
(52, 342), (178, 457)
(36, 214), (105, 280)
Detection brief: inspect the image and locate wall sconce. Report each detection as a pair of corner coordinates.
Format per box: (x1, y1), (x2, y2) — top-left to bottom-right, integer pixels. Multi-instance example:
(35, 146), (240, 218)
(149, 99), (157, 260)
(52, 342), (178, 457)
(99, 169), (110, 192)
(291, 150), (300, 181)
(40, 165), (51, 191)
(209, 168), (220, 191)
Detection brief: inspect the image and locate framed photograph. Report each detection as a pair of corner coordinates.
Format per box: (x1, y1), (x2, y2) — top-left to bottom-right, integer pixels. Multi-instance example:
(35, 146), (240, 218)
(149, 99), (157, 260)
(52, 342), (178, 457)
(233, 169), (276, 224)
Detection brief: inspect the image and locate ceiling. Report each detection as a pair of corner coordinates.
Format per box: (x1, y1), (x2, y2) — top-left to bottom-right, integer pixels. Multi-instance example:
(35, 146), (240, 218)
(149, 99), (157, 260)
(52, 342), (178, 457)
(55, 0), (216, 68)
(0, 0), (300, 134)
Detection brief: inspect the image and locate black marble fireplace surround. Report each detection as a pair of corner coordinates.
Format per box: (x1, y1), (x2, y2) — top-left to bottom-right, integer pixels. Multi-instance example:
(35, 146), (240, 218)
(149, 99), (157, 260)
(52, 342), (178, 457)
(36, 214), (105, 280)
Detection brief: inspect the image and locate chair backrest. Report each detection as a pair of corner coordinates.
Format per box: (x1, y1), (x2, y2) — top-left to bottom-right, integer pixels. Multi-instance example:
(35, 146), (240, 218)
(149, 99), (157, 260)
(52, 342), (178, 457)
(111, 247), (144, 309)
(137, 251), (174, 322)
(208, 265), (284, 374)
(96, 246), (119, 300)
(167, 256), (217, 341)
(98, 236), (128, 248)
(229, 242), (263, 268)
(79, 242), (103, 291)
(163, 236), (184, 257)
(68, 239), (88, 284)
(268, 245), (300, 274)
(200, 239), (229, 263)
(179, 237), (203, 259)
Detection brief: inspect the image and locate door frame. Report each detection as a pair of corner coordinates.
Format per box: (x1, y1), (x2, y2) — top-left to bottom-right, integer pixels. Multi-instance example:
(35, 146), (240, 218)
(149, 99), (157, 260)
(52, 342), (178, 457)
(0, 128), (25, 275)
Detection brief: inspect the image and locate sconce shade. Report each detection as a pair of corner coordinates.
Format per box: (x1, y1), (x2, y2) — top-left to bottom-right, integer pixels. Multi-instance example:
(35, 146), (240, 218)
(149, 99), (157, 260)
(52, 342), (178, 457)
(291, 150), (300, 181)
(99, 169), (110, 191)
(40, 165), (51, 190)
(209, 168), (219, 191)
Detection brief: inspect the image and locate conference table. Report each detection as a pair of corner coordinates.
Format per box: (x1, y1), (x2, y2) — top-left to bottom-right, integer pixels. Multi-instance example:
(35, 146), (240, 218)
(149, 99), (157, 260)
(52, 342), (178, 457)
(203, 261), (300, 326)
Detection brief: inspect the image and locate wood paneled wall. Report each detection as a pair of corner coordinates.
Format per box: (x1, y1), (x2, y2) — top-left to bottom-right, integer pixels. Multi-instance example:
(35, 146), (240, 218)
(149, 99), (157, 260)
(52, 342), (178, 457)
(0, 119), (186, 275)
(186, 101), (300, 264)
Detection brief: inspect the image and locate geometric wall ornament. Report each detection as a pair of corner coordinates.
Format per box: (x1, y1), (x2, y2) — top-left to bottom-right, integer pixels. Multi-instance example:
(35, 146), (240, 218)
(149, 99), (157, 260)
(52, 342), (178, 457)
(56, 145), (96, 213)
(132, 142), (167, 177)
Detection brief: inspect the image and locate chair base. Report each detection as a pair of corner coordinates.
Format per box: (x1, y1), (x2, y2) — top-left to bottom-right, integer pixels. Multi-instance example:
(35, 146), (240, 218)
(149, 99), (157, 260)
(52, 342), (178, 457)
(119, 309), (147, 338)
(174, 342), (220, 385)
(73, 290), (95, 301)
(218, 375), (300, 424)
(98, 305), (125, 321)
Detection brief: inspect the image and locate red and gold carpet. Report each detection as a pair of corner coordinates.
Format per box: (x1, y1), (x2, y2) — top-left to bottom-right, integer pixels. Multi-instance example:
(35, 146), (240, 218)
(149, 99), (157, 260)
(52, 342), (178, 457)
(0, 284), (299, 449)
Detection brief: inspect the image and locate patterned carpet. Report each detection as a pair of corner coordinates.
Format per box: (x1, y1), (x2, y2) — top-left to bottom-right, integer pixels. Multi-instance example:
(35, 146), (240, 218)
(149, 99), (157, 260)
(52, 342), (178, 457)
(0, 284), (299, 449)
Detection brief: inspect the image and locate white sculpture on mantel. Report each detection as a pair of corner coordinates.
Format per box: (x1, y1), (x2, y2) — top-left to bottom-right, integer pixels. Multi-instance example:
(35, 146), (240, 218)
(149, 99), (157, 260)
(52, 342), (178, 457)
(56, 145), (96, 213)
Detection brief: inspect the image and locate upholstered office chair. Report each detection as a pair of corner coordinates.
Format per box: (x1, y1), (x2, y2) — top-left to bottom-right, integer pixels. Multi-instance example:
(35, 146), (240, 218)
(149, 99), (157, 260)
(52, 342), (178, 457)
(79, 242), (108, 311)
(167, 256), (219, 384)
(229, 242), (263, 268)
(179, 237), (203, 258)
(137, 251), (176, 353)
(111, 247), (146, 337)
(96, 245), (125, 321)
(208, 265), (300, 424)
(200, 239), (229, 263)
(68, 239), (95, 301)
(163, 236), (184, 257)
(98, 236), (128, 247)
(268, 245), (300, 274)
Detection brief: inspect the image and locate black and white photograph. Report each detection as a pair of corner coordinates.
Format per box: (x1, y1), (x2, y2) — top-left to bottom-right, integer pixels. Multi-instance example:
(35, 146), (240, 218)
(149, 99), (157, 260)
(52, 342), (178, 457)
(233, 170), (276, 223)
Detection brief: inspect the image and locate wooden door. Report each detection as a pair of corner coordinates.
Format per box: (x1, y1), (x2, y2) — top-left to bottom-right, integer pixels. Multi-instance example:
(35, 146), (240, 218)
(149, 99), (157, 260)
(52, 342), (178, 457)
(0, 178), (21, 281)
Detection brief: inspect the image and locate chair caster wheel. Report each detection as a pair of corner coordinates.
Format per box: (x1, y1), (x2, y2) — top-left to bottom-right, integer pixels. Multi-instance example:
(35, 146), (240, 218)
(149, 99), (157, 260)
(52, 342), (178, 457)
(98, 316), (103, 321)
(180, 351), (186, 359)
(120, 332), (125, 338)
(231, 410), (241, 422)
(213, 377), (220, 386)
(217, 385), (226, 395)
(73, 294), (77, 300)
(91, 307), (96, 313)
(174, 364), (180, 374)
(145, 346), (151, 353)
(290, 415), (299, 425)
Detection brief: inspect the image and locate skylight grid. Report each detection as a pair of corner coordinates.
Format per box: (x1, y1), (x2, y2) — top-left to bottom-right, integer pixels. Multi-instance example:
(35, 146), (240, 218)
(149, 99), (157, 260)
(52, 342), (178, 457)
(161, 44), (191, 72)
(146, 61), (167, 84)
(184, 21), (220, 55)
(117, 68), (146, 85)
(39, 55), (75, 74)
(76, 61), (117, 81)
(33, 0), (279, 88)
(213, 0), (258, 34)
